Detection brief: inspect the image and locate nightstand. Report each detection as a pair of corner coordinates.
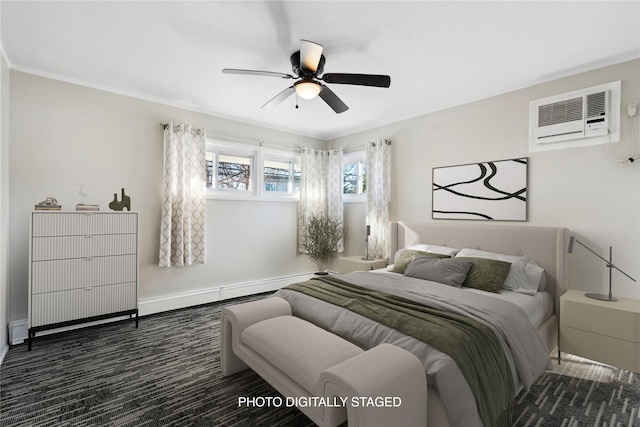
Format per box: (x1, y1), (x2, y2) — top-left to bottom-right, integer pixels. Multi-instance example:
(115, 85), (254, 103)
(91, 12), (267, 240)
(560, 289), (640, 372)
(338, 256), (388, 274)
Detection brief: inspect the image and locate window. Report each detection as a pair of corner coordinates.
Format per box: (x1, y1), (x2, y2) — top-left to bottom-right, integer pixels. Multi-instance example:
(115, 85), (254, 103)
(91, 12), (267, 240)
(264, 158), (301, 194)
(218, 154), (252, 191)
(206, 150), (254, 192)
(343, 152), (366, 201)
(206, 139), (300, 201)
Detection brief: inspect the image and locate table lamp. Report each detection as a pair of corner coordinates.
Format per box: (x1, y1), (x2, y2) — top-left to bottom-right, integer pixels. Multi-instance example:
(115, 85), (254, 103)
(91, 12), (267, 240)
(361, 225), (373, 260)
(567, 236), (636, 301)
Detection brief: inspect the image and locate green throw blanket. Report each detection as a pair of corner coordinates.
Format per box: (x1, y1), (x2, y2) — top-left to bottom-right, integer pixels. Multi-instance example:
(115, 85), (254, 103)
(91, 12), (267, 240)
(284, 276), (514, 427)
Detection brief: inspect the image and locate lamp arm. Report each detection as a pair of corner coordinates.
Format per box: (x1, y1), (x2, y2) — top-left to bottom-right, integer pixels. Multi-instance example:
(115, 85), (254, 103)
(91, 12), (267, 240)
(574, 239), (609, 263)
(575, 239), (637, 282)
(610, 264), (637, 282)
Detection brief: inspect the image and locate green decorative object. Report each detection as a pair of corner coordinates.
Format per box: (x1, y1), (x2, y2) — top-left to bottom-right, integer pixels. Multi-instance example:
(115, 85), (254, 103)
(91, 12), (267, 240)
(109, 188), (131, 211)
(301, 213), (343, 275)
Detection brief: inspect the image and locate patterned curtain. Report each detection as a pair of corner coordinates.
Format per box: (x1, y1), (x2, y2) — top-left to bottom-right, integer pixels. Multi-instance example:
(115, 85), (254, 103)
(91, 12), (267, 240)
(298, 148), (344, 252)
(366, 139), (391, 259)
(159, 122), (207, 267)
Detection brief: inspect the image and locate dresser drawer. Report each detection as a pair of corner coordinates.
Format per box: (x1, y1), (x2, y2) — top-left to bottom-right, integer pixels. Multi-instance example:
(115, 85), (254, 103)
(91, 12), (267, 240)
(32, 212), (138, 237)
(31, 282), (137, 327)
(561, 325), (640, 372)
(31, 254), (137, 293)
(32, 234), (137, 261)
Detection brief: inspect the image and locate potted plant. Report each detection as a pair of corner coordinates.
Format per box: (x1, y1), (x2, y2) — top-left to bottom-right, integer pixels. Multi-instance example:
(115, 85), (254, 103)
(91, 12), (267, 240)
(301, 213), (343, 275)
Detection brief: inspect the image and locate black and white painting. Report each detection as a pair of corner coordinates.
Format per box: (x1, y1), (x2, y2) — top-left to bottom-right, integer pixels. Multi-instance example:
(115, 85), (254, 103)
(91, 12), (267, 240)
(432, 158), (527, 221)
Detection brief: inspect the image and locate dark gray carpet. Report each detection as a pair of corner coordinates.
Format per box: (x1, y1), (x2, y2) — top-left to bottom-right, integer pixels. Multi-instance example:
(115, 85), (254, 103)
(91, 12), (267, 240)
(1, 293), (638, 427)
(513, 351), (639, 427)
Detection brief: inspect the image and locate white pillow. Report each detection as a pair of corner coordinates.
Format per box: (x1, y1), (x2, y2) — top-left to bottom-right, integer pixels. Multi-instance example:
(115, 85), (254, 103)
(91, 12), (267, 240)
(407, 244), (460, 257)
(454, 248), (545, 295)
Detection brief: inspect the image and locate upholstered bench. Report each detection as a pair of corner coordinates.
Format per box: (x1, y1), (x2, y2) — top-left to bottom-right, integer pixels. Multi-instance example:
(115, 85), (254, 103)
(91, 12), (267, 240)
(221, 297), (427, 427)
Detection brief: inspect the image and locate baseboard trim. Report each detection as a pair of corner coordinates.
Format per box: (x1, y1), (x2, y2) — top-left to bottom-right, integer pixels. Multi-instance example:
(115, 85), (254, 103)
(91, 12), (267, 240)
(138, 273), (314, 317)
(8, 273), (314, 346)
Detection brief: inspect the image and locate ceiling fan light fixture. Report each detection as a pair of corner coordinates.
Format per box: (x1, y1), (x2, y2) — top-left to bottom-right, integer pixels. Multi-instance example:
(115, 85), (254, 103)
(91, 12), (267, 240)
(294, 80), (322, 100)
(222, 39), (390, 113)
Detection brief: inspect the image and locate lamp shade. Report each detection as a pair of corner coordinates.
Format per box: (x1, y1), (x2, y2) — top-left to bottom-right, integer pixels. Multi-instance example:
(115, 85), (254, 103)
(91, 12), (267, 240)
(295, 81), (322, 99)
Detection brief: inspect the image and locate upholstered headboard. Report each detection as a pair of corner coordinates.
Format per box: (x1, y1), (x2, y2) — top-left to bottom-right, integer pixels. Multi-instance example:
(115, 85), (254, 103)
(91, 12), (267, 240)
(389, 221), (570, 311)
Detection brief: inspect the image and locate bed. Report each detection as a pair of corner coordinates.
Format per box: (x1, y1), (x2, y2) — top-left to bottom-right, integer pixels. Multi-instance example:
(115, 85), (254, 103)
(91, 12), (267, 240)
(273, 221), (570, 427)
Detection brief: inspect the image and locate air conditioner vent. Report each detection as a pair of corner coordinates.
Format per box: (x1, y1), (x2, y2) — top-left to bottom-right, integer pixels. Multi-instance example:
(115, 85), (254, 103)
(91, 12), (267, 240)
(529, 80), (620, 152)
(538, 97), (583, 127)
(586, 91), (606, 118)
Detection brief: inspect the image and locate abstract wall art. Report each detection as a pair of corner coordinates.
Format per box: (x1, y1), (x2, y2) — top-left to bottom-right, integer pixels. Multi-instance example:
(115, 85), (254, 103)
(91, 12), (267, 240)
(432, 158), (527, 221)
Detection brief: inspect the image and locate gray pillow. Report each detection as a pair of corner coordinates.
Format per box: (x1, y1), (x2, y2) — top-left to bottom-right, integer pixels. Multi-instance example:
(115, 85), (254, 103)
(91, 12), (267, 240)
(404, 255), (473, 288)
(390, 249), (450, 274)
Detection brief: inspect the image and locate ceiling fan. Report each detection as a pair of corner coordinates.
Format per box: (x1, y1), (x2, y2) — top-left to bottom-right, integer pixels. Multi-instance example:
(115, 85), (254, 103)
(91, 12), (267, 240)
(222, 39), (391, 114)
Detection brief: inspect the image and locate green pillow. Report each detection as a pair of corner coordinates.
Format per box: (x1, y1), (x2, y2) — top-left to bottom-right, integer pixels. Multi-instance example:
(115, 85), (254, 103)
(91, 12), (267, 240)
(457, 257), (512, 293)
(390, 249), (450, 274)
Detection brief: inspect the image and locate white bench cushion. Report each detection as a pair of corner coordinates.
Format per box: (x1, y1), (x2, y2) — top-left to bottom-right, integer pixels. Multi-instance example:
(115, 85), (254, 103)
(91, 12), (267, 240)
(241, 315), (364, 395)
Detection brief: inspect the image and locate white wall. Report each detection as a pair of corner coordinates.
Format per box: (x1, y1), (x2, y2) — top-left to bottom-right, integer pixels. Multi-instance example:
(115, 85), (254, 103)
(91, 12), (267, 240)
(0, 8), (10, 359)
(332, 59), (640, 299)
(8, 71), (324, 322)
(7, 58), (640, 333)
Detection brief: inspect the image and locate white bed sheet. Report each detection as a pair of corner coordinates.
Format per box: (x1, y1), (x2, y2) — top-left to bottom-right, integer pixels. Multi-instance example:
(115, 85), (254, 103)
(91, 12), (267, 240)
(465, 288), (553, 329)
(371, 268), (553, 329)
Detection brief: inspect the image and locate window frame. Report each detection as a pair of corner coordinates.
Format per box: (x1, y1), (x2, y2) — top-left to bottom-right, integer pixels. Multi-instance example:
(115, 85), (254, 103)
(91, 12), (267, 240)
(342, 150), (366, 203)
(206, 139), (301, 202)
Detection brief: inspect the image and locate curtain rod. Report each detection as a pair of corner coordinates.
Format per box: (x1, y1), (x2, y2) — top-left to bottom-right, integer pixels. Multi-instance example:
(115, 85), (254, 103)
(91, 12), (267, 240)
(159, 123), (301, 152)
(343, 139), (392, 153)
(159, 123), (390, 152)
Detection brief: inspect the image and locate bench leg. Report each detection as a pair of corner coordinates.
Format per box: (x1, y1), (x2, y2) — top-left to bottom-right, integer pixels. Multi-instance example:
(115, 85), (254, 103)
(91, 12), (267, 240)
(319, 343), (427, 427)
(221, 315), (250, 376)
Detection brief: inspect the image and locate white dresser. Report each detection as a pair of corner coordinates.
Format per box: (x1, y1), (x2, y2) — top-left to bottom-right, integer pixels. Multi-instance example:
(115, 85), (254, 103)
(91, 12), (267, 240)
(28, 211), (139, 350)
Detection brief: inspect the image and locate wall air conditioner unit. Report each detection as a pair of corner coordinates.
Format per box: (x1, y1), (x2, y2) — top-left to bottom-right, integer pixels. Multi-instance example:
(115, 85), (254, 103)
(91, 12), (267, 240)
(535, 91), (608, 144)
(529, 81), (620, 152)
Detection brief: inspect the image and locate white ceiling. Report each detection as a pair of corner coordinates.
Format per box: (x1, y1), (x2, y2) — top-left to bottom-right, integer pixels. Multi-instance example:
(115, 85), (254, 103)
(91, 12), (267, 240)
(2, 1), (639, 140)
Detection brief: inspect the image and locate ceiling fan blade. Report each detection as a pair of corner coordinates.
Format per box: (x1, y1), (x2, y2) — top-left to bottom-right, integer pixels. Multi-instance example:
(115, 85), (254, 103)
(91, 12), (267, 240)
(261, 86), (296, 109)
(319, 85), (349, 114)
(223, 68), (294, 79)
(300, 39), (324, 73)
(322, 73), (391, 88)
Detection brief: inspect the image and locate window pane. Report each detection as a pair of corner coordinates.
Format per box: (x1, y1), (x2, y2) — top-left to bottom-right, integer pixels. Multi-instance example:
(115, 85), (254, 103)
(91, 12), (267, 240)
(218, 154), (251, 190)
(264, 159), (291, 193)
(361, 162), (367, 193)
(343, 162), (358, 194)
(292, 163), (301, 194)
(206, 152), (214, 188)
